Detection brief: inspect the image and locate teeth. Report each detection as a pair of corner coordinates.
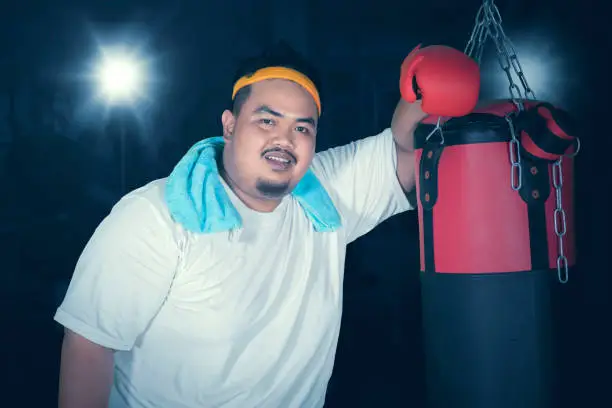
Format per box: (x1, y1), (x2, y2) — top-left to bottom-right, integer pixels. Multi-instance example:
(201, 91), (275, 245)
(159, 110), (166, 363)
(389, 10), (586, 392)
(266, 156), (290, 163)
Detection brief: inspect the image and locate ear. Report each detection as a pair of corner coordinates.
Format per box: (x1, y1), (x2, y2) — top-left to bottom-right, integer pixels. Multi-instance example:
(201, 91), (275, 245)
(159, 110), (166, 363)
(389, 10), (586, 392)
(221, 110), (235, 142)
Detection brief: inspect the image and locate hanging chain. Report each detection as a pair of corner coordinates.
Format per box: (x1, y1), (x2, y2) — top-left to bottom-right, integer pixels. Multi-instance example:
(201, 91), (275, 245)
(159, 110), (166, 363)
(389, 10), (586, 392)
(465, 0), (537, 109)
(464, 0), (573, 283)
(552, 159), (569, 283)
(505, 114), (522, 191)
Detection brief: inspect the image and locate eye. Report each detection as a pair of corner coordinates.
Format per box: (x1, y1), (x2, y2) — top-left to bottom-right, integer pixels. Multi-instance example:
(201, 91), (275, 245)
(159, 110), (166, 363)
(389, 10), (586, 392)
(259, 118), (275, 126)
(295, 125), (311, 134)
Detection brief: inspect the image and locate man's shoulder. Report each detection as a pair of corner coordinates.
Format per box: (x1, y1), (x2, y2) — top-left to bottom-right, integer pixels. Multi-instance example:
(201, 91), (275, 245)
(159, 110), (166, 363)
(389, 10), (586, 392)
(312, 128), (393, 163)
(123, 178), (168, 208)
(109, 178), (178, 232)
(310, 128), (393, 178)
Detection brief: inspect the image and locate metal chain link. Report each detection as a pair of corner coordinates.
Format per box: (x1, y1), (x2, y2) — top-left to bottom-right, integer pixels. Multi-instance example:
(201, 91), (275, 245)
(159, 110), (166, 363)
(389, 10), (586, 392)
(505, 114), (522, 191)
(552, 159), (569, 283)
(465, 0), (537, 109)
(465, 0), (572, 283)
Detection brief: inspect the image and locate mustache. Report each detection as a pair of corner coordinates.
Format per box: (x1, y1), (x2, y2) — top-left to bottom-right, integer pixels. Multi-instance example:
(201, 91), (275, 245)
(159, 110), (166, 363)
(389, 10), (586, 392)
(261, 147), (297, 162)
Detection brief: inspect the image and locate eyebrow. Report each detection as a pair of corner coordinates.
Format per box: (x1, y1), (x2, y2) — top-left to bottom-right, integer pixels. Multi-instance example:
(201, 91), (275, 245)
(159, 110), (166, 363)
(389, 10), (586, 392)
(253, 105), (316, 126)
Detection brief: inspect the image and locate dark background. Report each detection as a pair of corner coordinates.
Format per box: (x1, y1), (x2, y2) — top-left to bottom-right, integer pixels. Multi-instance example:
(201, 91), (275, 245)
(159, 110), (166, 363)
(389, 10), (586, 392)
(0, 0), (609, 406)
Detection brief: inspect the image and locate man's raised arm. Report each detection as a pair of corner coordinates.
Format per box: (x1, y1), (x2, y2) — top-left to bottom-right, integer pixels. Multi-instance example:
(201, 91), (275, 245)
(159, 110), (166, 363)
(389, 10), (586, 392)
(391, 44), (481, 192)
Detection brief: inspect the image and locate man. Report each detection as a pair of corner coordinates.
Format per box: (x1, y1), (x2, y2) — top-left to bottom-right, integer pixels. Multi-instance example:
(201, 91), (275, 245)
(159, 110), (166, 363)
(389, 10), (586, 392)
(55, 43), (479, 407)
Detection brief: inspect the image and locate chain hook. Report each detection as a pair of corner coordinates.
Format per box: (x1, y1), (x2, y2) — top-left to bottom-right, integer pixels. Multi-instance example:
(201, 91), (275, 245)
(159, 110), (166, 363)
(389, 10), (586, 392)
(564, 137), (581, 158)
(424, 116), (445, 145)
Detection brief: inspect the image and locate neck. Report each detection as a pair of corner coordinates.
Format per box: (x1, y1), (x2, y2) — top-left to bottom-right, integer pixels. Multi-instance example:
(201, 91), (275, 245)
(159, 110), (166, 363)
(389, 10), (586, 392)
(219, 169), (282, 213)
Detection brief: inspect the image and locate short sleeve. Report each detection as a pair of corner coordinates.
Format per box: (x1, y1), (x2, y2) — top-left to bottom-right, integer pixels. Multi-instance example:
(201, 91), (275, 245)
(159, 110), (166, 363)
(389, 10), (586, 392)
(311, 128), (413, 244)
(53, 194), (181, 351)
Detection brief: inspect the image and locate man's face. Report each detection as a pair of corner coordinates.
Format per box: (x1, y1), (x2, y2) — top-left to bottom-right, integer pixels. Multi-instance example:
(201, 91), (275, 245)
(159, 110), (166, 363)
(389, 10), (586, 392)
(221, 78), (318, 208)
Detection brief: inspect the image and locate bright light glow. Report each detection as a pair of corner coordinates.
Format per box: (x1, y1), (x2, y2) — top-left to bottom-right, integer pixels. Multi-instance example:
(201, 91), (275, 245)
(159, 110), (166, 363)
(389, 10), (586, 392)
(481, 33), (567, 104)
(486, 52), (551, 99)
(94, 49), (146, 105)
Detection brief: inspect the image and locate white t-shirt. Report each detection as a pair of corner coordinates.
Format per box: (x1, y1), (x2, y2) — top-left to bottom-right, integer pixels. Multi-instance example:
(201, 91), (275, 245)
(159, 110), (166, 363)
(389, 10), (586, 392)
(54, 128), (413, 408)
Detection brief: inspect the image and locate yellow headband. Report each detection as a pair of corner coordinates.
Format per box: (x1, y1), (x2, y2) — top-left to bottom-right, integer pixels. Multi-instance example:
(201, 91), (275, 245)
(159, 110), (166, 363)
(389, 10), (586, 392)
(232, 66), (321, 114)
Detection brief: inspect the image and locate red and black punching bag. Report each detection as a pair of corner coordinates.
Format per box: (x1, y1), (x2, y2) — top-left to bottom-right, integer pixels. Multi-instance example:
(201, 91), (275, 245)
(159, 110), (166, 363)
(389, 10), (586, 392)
(415, 100), (578, 408)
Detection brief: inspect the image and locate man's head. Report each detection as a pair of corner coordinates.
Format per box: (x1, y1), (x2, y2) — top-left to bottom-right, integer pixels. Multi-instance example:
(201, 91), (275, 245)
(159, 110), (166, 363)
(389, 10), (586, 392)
(220, 42), (323, 212)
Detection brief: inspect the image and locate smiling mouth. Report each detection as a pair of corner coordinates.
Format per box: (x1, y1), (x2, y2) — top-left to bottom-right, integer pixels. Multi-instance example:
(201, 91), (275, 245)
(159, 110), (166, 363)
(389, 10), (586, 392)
(263, 150), (296, 170)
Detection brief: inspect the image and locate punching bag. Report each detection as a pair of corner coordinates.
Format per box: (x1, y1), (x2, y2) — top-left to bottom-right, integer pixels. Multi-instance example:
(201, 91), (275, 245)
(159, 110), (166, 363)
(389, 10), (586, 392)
(414, 100), (578, 408)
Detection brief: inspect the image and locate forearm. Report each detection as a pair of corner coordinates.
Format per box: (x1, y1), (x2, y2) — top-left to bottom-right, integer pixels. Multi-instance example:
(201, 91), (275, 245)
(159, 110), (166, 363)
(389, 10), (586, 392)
(59, 330), (114, 408)
(391, 99), (428, 192)
(391, 99), (427, 153)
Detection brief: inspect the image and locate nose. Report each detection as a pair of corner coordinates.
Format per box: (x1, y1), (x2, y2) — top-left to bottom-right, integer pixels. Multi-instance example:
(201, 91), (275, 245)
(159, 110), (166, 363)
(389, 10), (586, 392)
(271, 126), (296, 148)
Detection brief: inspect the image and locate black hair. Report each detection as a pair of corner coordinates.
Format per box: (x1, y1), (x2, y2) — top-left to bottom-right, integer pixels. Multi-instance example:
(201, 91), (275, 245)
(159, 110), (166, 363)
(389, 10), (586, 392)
(232, 86), (252, 117)
(230, 41), (323, 116)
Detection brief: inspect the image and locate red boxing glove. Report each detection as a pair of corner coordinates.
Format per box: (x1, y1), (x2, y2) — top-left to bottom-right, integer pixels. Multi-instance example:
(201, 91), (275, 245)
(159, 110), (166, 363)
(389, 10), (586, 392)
(400, 44), (480, 117)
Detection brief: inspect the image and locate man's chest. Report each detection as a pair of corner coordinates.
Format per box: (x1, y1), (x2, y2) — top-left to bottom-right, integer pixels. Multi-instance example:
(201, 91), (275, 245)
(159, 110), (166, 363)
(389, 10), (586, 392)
(125, 222), (348, 405)
(158, 221), (346, 341)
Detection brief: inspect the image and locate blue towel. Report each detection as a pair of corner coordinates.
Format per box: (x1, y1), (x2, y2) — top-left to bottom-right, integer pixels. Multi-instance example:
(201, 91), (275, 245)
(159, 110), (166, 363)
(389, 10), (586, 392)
(165, 137), (342, 234)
